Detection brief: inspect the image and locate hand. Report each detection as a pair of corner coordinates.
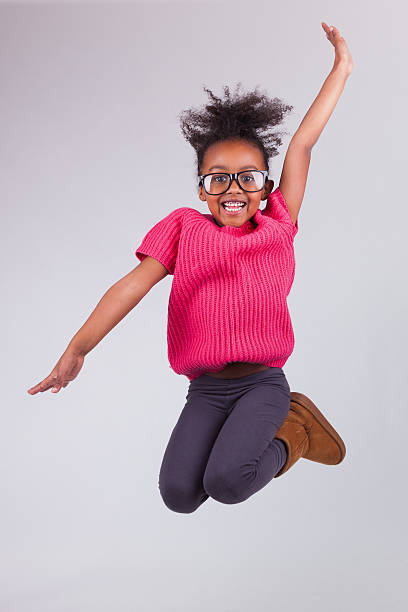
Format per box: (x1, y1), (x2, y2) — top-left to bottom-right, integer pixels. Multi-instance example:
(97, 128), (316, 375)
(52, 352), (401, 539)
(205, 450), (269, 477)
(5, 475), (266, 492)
(27, 348), (85, 395)
(321, 22), (353, 76)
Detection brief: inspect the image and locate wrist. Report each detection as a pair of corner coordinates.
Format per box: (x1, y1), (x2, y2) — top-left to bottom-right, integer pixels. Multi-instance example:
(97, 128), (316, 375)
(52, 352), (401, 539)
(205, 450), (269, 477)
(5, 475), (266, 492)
(331, 60), (352, 78)
(67, 341), (87, 358)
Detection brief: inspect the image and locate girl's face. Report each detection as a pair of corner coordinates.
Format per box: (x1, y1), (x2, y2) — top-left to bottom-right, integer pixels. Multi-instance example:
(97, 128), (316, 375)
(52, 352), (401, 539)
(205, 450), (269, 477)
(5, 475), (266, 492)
(198, 139), (274, 227)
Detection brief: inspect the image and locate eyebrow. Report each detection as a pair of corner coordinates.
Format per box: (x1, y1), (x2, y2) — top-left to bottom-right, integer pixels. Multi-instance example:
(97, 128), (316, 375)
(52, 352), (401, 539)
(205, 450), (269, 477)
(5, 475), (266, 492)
(207, 165), (260, 172)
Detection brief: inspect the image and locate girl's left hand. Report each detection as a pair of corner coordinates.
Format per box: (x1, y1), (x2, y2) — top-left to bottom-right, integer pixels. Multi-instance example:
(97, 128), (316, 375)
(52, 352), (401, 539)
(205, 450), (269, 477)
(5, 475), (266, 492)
(321, 22), (353, 76)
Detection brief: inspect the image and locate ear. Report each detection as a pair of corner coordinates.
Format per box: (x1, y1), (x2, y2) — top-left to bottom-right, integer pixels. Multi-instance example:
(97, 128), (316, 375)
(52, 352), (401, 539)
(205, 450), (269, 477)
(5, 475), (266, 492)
(260, 178), (274, 200)
(198, 184), (207, 202)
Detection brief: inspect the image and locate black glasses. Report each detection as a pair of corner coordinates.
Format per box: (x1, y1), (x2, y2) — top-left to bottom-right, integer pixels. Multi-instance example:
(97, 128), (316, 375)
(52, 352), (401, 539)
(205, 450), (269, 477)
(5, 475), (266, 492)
(198, 170), (269, 195)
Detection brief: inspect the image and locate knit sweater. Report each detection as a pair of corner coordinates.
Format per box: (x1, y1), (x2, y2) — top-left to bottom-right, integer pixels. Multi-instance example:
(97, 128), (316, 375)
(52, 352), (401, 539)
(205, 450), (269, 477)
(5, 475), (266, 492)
(135, 187), (299, 381)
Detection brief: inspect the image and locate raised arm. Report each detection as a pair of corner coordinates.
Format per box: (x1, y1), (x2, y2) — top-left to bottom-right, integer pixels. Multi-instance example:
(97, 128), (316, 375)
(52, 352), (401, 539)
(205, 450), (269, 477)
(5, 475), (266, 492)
(27, 257), (168, 395)
(279, 23), (354, 225)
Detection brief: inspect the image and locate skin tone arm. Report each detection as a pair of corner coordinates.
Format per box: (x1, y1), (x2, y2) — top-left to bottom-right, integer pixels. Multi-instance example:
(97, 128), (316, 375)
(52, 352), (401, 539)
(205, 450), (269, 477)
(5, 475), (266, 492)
(27, 256), (169, 395)
(278, 22), (354, 225)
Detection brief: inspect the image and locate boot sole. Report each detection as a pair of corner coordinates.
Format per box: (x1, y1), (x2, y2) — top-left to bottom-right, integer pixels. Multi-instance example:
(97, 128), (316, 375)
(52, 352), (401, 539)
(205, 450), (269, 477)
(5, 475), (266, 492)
(290, 392), (346, 464)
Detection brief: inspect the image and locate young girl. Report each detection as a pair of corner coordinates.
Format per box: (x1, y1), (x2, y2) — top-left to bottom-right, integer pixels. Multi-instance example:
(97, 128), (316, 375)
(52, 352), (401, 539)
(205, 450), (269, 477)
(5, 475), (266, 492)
(28, 22), (352, 513)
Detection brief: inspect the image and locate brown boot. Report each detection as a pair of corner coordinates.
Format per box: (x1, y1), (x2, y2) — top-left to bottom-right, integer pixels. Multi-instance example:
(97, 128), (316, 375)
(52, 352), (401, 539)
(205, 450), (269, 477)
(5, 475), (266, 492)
(274, 392), (346, 478)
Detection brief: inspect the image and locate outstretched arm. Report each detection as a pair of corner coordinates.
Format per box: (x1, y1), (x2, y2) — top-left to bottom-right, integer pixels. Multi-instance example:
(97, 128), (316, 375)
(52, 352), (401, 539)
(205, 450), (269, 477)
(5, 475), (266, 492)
(279, 23), (354, 225)
(27, 257), (168, 394)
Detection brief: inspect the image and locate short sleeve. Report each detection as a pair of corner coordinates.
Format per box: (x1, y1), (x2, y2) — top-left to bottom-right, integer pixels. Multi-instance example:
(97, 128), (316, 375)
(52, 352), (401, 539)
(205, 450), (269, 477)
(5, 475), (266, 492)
(261, 187), (299, 238)
(135, 207), (185, 275)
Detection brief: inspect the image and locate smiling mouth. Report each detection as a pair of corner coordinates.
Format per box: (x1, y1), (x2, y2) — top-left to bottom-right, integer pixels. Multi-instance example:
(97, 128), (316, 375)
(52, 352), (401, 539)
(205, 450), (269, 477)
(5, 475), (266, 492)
(221, 201), (247, 212)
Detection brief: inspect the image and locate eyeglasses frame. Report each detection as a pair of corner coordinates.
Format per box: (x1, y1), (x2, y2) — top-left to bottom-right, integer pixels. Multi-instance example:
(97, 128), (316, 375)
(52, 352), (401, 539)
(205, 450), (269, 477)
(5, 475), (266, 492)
(198, 170), (270, 195)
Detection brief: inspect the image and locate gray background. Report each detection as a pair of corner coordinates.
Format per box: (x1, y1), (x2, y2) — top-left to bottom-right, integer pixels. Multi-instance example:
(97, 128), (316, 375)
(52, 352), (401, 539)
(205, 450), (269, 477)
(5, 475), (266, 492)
(2, 0), (407, 610)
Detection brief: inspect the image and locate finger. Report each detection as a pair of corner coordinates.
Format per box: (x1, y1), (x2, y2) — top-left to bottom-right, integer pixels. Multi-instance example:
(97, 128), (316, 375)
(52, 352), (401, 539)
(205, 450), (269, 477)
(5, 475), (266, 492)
(48, 375), (62, 392)
(27, 380), (52, 394)
(331, 25), (343, 39)
(327, 26), (337, 43)
(28, 374), (59, 394)
(321, 22), (334, 40)
(332, 26), (345, 41)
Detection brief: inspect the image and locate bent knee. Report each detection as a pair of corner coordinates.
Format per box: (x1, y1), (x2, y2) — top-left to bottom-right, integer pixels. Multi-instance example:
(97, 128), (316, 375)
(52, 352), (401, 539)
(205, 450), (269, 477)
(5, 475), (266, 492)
(159, 481), (203, 514)
(203, 470), (249, 505)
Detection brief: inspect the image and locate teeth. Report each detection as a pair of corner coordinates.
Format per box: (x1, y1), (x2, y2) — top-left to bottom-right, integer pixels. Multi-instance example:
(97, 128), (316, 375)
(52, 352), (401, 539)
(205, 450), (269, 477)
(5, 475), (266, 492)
(223, 201), (246, 211)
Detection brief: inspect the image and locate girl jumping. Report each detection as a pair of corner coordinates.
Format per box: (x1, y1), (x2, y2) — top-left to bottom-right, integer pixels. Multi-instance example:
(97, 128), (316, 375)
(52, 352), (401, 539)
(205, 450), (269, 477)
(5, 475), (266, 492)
(28, 22), (353, 513)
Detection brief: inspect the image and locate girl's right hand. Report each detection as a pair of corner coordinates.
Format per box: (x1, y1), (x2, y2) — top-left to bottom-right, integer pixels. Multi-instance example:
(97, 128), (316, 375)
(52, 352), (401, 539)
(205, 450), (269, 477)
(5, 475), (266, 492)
(27, 348), (85, 395)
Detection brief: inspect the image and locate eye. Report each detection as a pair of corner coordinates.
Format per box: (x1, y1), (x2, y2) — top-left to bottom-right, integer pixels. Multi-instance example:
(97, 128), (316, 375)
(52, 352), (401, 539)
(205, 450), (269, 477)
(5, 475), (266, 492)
(241, 173), (255, 183)
(213, 174), (228, 183)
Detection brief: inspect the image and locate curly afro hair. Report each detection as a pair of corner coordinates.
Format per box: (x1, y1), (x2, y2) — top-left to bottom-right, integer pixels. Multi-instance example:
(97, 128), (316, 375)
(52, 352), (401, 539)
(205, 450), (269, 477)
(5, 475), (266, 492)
(178, 82), (294, 178)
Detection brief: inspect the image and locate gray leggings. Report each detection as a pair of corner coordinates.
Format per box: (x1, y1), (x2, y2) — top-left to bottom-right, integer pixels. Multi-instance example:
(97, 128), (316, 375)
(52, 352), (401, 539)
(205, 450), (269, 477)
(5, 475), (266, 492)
(159, 367), (291, 513)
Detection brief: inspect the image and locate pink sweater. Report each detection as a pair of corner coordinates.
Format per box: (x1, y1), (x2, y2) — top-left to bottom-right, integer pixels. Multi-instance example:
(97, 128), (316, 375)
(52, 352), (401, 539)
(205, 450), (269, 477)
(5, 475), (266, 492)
(135, 188), (299, 381)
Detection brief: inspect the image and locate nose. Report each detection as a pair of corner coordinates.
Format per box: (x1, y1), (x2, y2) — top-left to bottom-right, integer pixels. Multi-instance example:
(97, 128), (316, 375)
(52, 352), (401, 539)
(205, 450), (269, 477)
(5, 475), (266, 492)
(228, 176), (243, 191)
